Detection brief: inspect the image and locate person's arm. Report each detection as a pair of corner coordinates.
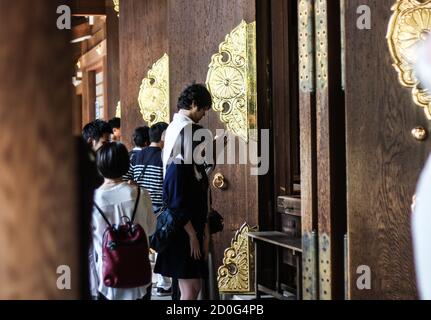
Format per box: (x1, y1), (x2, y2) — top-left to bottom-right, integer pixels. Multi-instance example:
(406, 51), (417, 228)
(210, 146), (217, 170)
(144, 190), (157, 236)
(134, 188), (157, 237)
(166, 165), (192, 224)
(184, 221), (201, 260)
(165, 164), (203, 259)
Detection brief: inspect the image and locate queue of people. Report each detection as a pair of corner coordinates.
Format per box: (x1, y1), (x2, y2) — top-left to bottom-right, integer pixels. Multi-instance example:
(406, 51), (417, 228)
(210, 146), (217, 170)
(82, 84), (219, 301)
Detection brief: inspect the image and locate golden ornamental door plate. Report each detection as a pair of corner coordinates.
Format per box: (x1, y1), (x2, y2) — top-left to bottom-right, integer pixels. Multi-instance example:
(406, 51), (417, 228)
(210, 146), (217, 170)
(217, 223), (257, 294)
(115, 101), (121, 118)
(138, 54), (170, 127)
(206, 21), (257, 142)
(113, 0), (120, 16)
(387, 0), (431, 119)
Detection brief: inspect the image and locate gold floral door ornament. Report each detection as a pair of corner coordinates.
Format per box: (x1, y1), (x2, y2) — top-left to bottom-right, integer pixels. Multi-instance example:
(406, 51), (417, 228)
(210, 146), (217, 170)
(206, 21), (257, 143)
(115, 101), (121, 118)
(113, 0), (120, 17)
(387, 0), (431, 119)
(138, 54), (170, 127)
(217, 223), (258, 294)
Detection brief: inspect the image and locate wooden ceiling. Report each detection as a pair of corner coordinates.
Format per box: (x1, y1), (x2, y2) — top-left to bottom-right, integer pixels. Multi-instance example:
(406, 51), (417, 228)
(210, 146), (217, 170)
(70, 0), (107, 16)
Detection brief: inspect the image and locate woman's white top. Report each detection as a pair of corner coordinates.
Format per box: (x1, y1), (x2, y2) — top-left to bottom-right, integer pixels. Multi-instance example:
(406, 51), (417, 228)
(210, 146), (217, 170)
(413, 155), (431, 300)
(91, 182), (157, 300)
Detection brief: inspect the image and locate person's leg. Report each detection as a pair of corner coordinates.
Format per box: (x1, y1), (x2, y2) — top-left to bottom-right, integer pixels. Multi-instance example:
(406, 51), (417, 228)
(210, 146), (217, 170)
(172, 278), (180, 300)
(140, 283), (152, 300)
(97, 292), (108, 300)
(178, 279), (202, 300)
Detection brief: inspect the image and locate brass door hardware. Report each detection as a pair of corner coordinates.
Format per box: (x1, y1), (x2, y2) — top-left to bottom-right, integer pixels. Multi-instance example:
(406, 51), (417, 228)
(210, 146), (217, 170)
(213, 173), (227, 190)
(387, 0), (431, 119)
(206, 20), (257, 142)
(138, 54), (170, 126)
(411, 126), (428, 141)
(218, 223), (258, 294)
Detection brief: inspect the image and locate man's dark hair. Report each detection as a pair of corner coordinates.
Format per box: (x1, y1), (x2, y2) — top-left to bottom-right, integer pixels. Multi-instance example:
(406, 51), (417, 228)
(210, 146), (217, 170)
(150, 122), (169, 143)
(97, 142), (130, 179)
(133, 126), (150, 148)
(177, 83), (212, 111)
(82, 119), (113, 143)
(108, 117), (121, 130)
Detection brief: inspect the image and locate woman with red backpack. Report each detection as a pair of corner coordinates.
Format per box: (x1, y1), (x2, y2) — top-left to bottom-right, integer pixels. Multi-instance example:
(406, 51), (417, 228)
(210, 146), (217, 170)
(90, 142), (157, 300)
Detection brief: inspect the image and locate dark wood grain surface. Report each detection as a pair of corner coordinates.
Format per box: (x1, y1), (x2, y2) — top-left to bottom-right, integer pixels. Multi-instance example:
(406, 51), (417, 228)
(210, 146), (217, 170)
(345, 0), (429, 299)
(119, 0), (168, 149)
(0, 0), (79, 299)
(106, 0), (120, 119)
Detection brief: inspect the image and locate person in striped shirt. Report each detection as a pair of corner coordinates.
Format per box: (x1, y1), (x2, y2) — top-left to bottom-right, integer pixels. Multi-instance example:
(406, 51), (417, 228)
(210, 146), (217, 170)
(129, 126), (150, 165)
(124, 122), (169, 211)
(124, 122), (171, 296)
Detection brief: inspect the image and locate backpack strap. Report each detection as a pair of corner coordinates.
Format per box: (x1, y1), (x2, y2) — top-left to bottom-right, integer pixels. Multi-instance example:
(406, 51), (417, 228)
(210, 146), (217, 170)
(94, 203), (113, 229)
(131, 187), (141, 223)
(134, 151), (157, 183)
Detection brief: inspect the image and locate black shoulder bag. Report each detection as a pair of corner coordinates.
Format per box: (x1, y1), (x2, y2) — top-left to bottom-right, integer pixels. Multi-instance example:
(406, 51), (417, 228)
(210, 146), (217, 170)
(207, 190), (224, 235)
(150, 205), (180, 253)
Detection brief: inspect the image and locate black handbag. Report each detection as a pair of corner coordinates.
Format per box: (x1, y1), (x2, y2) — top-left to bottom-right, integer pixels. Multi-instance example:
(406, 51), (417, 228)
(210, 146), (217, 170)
(150, 206), (180, 253)
(207, 191), (224, 235)
(208, 208), (224, 235)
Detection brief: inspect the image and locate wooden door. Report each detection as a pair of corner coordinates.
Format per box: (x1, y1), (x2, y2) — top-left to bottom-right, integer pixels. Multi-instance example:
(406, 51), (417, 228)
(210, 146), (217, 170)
(168, 0), (258, 268)
(344, 0), (429, 299)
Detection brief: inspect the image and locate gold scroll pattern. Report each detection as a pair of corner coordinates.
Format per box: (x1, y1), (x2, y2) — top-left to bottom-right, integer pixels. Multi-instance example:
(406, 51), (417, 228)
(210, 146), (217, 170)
(206, 21), (257, 142)
(299, 0), (315, 93)
(387, 0), (431, 119)
(138, 54), (170, 127)
(113, 0), (120, 16)
(115, 101), (121, 118)
(218, 223), (257, 294)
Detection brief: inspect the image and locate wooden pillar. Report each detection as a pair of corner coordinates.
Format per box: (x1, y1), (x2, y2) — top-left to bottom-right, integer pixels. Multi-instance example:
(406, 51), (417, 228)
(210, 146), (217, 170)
(270, 0), (295, 197)
(314, 0), (345, 300)
(0, 0), (79, 299)
(82, 71), (96, 126)
(73, 89), (83, 136)
(103, 56), (109, 120)
(119, 0), (168, 149)
(298, 0), (318, 300)
(106, 0), (120, 119)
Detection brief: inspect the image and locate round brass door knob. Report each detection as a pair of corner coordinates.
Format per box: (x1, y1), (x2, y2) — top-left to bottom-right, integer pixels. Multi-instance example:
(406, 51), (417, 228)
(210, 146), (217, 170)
(213, 173), (226, 190)
(411, 126), (428, 141)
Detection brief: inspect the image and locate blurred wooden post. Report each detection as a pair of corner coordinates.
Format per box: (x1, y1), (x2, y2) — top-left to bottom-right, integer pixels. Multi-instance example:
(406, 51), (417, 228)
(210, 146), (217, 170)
(0, 1), (79, 299)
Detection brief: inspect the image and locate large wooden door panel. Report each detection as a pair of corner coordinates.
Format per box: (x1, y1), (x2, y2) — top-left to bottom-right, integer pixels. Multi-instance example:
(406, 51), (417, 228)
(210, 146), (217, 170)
(168, 0), (258, 268)
(345, 0), (429, 299)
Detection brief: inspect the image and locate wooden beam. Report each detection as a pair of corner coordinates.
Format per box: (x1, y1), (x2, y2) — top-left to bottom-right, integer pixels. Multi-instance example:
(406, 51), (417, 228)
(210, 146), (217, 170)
(72, 22), (91, 42)
(0, 0), (80, 299)
(70, 0), (107, 16)
(79, 39), (107, 71)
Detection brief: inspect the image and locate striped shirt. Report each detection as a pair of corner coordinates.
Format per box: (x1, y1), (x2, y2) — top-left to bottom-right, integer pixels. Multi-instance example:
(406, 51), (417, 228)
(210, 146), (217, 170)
(124, 147), (164, 207)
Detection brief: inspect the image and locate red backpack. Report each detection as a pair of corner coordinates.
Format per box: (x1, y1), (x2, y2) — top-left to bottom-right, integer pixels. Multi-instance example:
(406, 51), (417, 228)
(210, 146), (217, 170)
(94, 188), (152, 289)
